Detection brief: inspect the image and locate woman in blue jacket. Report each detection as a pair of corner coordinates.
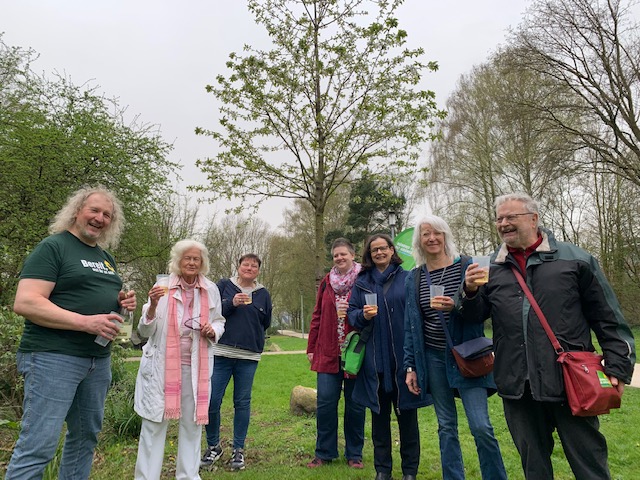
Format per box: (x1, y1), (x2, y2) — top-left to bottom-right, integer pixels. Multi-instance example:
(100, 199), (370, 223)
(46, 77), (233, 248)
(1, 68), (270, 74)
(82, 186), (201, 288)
(403, 215), (506, 480)
(348, 234), (429, 480)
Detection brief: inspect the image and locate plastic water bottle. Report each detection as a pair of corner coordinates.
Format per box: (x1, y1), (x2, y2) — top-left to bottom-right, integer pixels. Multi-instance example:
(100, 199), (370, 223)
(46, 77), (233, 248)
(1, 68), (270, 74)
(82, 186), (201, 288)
(94, 307), (126, 346)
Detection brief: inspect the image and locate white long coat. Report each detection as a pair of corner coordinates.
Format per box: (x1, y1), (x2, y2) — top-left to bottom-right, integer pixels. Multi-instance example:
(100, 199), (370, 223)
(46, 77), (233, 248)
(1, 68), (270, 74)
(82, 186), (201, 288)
(134, 274), (225, 423)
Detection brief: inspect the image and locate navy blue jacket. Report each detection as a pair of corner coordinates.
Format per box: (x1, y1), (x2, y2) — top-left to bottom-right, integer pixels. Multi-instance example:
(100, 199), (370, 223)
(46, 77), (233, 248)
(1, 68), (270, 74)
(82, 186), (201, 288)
(216, 278), (272, 353)
(348, 263), (431, 413)
(403, 257), (496, 404)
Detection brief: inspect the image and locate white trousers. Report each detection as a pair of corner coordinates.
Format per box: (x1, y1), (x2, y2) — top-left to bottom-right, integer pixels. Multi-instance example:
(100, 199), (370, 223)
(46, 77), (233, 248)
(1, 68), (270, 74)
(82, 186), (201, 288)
(135, 365), (203, 480)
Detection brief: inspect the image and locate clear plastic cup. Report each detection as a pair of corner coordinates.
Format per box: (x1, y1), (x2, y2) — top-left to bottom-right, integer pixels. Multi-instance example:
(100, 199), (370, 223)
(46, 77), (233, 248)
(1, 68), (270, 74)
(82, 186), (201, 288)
(429, 284), (445, 308)
(156, 274), (170, 295)
(472, 256), (491, 285)
(364, 293), (378, 315)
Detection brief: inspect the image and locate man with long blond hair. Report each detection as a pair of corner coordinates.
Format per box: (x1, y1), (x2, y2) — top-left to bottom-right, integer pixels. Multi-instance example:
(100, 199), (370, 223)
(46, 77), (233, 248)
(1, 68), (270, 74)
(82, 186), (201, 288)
(6, 185), (136, 480)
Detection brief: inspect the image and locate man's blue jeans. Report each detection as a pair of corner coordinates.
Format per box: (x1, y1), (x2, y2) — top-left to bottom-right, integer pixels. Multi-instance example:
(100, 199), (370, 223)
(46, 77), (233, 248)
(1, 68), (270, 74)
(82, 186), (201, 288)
(205, 356), (258, 449)
(5, 351), (111, 480)
(314, 372), (365, 461)
(425, 347), (507, 480)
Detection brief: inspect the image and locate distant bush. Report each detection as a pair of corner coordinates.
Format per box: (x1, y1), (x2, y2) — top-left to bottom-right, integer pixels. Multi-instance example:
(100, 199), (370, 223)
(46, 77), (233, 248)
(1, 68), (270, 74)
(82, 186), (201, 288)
(0, 307), (24, 421)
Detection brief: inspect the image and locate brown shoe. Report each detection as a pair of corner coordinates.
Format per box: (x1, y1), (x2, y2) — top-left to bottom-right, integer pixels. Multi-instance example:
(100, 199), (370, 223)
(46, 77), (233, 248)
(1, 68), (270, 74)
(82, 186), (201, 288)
(307, 457), (331, 468)
(348, 459), (364, 469)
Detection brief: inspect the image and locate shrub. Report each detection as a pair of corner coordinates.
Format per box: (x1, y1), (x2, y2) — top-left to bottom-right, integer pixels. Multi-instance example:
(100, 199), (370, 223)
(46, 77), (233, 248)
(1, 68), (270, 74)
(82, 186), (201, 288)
(0, 307), (24, 421)
(102, 370), (141, 442)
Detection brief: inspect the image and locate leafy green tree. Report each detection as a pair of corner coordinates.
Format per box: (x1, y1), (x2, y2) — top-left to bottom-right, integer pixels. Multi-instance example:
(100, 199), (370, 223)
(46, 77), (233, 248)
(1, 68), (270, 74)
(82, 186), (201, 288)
(0, 38), (176, 304)
(194, 0), (444, 282)
(268, 201), (320, 331)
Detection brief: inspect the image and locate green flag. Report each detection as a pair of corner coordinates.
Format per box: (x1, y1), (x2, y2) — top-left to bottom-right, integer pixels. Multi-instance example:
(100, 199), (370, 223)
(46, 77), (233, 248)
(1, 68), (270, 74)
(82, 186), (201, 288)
(393, 228), (415, 271)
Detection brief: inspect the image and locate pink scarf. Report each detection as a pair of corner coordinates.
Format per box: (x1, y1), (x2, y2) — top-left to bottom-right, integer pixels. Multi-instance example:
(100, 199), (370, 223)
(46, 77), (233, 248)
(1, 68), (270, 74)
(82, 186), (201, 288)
(164, 275), (211, 424)
(329, 262), (361, 296)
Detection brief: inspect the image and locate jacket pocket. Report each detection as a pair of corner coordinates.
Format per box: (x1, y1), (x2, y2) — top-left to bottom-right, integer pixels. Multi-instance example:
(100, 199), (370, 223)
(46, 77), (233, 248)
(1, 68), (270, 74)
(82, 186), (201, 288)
(140, 343), (157, 380)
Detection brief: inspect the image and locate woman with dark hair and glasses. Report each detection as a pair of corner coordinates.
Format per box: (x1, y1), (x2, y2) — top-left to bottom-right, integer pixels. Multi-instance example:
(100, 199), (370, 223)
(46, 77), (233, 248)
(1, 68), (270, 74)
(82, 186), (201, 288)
(134, 239), (225, 480)
(348, 234), (430, 480)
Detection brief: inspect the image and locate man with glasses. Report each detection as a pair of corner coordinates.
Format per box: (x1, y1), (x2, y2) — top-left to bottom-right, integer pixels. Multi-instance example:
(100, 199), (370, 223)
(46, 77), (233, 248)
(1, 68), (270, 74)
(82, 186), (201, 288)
(459, 192), (635, 480)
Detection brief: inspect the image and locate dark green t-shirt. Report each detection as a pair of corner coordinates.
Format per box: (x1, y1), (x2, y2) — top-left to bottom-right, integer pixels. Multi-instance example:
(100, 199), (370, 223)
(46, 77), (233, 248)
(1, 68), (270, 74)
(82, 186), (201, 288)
(18, 231), (122, 357)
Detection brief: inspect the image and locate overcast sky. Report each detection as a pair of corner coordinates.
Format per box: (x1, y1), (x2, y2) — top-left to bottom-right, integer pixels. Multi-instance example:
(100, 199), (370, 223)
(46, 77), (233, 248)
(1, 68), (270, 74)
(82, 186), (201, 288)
(3, 0), (530, 229)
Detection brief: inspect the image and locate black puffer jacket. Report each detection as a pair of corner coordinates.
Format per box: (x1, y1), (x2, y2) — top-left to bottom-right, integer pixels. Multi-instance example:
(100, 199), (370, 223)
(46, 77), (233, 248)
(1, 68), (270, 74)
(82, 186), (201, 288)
(459, 228), (635, 401)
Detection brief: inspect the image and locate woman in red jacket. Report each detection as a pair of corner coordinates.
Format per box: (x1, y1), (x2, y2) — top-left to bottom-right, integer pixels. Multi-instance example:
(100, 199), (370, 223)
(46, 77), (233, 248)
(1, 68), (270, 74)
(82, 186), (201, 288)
(306, 238), (366, 469)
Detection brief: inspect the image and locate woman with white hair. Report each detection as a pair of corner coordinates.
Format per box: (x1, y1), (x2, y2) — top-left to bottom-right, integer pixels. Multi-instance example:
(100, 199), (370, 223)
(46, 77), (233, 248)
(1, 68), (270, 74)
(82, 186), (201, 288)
(134, 239), (225, 480)
(403, 215), (507, 480)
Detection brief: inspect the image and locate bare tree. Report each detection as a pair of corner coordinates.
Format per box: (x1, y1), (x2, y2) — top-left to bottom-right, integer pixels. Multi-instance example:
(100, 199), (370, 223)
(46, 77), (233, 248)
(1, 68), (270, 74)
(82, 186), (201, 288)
(119, 194), (199, 286)
(428, 51), (576, 253)
(512, 0), (640, 186)
(202, 215), (273, 282)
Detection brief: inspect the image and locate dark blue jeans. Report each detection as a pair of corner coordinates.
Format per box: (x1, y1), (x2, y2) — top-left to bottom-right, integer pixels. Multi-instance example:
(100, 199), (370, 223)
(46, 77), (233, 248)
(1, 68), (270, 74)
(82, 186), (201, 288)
(425, 347), (507, 480)
(205, 356), (258, 449)
(315, 372), (365, 461)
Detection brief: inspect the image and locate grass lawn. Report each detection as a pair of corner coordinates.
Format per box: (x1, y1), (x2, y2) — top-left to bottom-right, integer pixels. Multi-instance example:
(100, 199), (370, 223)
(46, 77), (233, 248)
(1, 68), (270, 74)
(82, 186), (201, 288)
(265, 334), (308, 352)
(1, 335), (638, 479)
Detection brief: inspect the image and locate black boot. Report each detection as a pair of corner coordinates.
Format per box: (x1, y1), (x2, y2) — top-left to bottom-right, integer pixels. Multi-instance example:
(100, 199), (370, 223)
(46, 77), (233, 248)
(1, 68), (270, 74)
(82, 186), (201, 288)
(402, 476), (417, 480)
(375, 473), (393, 480)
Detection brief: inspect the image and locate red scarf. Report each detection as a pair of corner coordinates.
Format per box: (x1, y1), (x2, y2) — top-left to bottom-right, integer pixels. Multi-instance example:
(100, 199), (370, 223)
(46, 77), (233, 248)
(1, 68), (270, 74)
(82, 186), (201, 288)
(164, 275), (210, 424)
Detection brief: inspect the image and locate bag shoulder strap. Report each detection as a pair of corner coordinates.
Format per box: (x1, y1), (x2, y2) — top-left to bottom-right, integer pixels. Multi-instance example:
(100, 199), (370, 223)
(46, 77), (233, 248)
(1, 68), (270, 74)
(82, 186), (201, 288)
(460, 255), (472, 276)
(383, 277), (393, 295)
(358, 320), (374, 343)
(320, 276), (327, 296)
(510, 265), (564, 354)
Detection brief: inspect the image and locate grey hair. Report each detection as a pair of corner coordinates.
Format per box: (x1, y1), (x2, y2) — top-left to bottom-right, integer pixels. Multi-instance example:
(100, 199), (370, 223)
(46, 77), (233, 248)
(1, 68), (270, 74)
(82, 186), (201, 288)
(494, 192), (540, 226)
(412, 215), (459, 267)
(49, 185), (125, 249)
(167, 239), (210, 276)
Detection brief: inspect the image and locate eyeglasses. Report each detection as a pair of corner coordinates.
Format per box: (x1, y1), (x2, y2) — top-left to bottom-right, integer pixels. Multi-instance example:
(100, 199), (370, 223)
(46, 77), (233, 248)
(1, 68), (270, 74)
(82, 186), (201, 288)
(495, 212), (534, 224)
(183, 316), (202, 330)
(371, 245), (390, 253)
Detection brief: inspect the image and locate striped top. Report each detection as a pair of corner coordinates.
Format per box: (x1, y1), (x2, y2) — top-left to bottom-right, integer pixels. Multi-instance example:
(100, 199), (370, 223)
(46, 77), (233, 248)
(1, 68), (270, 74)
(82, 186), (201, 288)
(212, 344), (262, 362)
(418, 262), (462, 350)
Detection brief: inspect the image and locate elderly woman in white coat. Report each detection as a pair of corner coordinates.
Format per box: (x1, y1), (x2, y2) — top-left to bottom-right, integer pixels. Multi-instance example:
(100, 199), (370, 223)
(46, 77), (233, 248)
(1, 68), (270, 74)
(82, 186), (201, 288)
(134, 240), (225, 480)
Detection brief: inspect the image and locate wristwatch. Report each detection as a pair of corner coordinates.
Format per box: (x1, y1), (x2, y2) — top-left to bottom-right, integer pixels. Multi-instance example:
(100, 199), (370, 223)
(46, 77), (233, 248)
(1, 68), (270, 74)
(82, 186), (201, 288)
(406, 367), (414, 373)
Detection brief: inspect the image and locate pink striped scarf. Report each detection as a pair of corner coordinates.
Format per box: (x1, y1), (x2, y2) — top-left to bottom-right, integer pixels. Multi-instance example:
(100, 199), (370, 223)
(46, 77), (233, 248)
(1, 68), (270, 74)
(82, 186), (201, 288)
(164, 275), (211, 424)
